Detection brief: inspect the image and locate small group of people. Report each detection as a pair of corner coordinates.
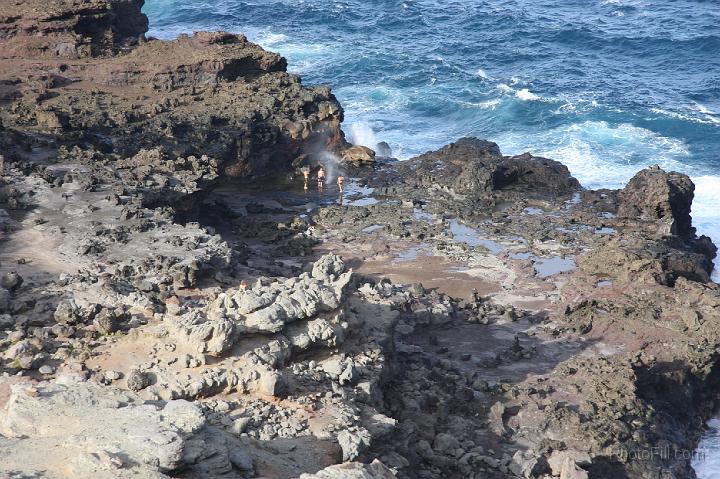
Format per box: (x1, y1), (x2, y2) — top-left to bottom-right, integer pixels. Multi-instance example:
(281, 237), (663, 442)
(301, 166), (343, 192)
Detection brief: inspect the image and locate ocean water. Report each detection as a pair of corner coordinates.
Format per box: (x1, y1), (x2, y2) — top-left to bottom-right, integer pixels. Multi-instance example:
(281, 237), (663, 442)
(143, 0), (720, 281)
(695, 418), (720, 479)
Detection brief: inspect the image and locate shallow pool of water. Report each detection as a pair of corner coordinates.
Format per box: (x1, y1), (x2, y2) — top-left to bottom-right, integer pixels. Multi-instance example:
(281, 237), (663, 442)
(362, 224), (384, 233)
(448, 219), (505, 255)
(533, 256), (577, 278)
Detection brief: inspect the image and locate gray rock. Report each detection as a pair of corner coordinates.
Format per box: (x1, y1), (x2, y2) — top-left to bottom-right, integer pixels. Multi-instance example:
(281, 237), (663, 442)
(489, 401), (507, 436)
(168, 254), (352, 354)
(560, 457), (589, 479)
(126, 369), (150, 392)
(298, 459), (396, 478)
(338, 363), (358, 385)
(376, 141), (393, 158)
(94, 308), (122, 335)
(230, 417), (251, 435)
(341, 145), (376, 167)
(337, 428), (372, 461)
(104, 370), (123, 381)
(322, 359), (345, 378)
(0, 288), (11, 312)
(3, 339), (38, 361)
(509, 450), (547, 479)
(0, 376), (205, 477)
(54, 300), (81, 325)
(433, 433), (460, 454)
(0, 313), (14, 329)
(548, 449), (592, 476)
(258, 371), (286, 397)
(1, 271), (23, 291)
(311, 253), (346, 280)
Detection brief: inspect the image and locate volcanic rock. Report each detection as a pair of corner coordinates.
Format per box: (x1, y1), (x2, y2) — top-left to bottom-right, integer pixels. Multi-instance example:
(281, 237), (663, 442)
(342, 145), (377, 166)
(619, 166), (696, 236)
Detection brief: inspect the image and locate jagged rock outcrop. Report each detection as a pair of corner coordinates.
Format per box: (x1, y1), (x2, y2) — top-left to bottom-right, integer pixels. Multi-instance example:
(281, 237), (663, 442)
(388, 137), (581, 199)
(308, 141), (720, 479)
(167, 254), (352, 355)
(0, 0), (346, 190)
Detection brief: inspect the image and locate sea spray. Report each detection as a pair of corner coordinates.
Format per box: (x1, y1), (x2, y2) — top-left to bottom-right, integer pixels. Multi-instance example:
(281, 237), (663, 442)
(347, 122), (378, 151)
(317, 150), (341, 184)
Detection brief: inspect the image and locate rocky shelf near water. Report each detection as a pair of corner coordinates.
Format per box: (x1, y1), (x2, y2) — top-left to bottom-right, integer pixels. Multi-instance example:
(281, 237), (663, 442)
(1, 2), (719, 479)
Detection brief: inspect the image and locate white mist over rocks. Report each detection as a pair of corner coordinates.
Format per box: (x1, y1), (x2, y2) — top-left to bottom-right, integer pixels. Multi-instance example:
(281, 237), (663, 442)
(317, 150), (341, 184)
(347, 122), (379, 151)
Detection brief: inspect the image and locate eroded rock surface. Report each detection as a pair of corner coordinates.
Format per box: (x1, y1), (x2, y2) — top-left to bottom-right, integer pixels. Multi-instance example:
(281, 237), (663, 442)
(0, 375), (206, 478)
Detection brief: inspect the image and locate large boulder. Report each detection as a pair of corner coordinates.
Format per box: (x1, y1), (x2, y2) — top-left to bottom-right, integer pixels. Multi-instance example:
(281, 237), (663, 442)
(394, 137), (580, 198)
(0, 271), (23, 291)
(342, 145), (376, 166)
(618, 166), (695, 236)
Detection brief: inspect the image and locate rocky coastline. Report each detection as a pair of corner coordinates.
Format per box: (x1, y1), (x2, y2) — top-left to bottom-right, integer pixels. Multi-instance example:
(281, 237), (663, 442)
(1, 2), (719, 479)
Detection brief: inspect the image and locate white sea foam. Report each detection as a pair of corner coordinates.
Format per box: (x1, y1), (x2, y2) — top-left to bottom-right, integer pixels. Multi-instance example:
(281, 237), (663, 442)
(475, 69), (489, 79)
(691, 175), (720, 282)
(694, 103), (715, 115)
(496, 83), (514, 93)
(516, 89), (540, 101)
(255, 32), (289, 46)
(459, 99), (502, 110)
(240, 28), (334, 75)
(650, 106), (720, 126)
(496, 121), (690, 188)
(692, 102), (720, 125)
(335, 85), (411, 113)
(694, 419), (720, 476)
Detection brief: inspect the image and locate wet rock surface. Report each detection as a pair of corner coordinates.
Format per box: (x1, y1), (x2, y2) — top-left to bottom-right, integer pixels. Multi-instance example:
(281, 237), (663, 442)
(1, 3), (720, 479)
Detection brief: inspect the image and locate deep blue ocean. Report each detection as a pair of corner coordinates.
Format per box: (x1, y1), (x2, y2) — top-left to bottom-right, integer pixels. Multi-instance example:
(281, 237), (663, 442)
(143, 0), (720, 281)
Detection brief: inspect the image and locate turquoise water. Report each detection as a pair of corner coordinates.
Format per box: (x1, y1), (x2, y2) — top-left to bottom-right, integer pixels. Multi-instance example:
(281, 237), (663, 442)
(143, 0), (720, 280)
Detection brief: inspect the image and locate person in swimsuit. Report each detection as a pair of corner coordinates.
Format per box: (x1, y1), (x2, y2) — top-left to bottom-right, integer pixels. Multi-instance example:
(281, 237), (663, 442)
(317, 167), (326, 190)
(302, 167), (310, 190)
(337, 175), (344, 192)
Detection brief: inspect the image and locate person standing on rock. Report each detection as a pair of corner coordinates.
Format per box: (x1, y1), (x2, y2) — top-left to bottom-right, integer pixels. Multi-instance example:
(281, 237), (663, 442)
(337, 175), (344, 192)
(317, 167), (326, 191)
